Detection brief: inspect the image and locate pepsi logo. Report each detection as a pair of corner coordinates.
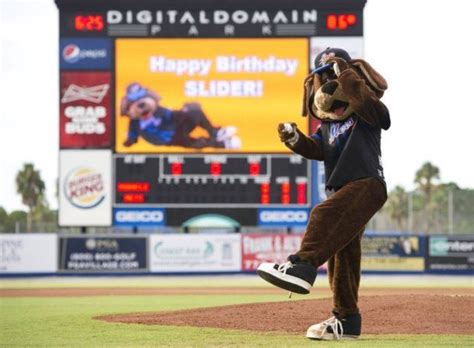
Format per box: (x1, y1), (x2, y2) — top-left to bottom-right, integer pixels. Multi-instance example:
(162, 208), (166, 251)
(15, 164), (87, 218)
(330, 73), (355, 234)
(63, 44), (81, 63)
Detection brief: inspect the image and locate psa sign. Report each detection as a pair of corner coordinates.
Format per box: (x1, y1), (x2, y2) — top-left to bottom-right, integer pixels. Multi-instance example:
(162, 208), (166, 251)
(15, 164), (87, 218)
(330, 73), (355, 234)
(113, 208), (166, 227)
(60, 38), (111, 69)
(257, 208), (309, 226)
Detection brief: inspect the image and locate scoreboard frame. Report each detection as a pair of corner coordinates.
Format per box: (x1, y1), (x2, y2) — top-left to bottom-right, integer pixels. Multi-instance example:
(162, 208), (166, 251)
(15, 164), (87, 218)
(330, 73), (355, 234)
(55, 0), (366, 228)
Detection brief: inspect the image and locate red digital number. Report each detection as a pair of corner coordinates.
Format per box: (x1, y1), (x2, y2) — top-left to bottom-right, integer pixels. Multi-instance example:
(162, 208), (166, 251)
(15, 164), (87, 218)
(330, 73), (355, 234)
(117, 182), (150, 193)
(74, 15), (104, 32)
(210, 162), (221, 176)
(249, 163), (260, 176)
(171, 163), (182, 176)
(326, 14), (357, 30)
(122, 193), (145, 204)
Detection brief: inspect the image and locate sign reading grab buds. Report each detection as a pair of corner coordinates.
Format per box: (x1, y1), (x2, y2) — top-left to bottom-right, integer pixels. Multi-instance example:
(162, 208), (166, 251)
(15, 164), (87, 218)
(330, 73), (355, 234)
(113, 208), (166, 227)
(59, 150), (112, 226)
(60, 72), (112, 148)
(257, 208), (309, 226)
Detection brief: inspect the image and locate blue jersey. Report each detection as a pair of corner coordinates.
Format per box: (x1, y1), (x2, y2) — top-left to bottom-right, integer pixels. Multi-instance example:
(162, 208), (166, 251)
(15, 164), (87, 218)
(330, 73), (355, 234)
(128, 107), (176, 145)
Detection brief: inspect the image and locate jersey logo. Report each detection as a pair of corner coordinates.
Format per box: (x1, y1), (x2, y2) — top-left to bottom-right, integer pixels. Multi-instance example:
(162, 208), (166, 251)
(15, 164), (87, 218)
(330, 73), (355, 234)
(328, 117), (354, 145)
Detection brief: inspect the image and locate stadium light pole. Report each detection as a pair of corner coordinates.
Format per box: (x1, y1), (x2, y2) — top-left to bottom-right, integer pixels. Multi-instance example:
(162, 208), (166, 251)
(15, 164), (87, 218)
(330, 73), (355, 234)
(407, 191), (413, 232)
(448, 189), (453, 235)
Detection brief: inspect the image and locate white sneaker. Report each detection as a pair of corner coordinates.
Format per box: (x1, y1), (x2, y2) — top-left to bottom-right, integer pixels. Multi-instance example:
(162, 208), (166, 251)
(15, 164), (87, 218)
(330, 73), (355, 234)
(306, 316), (344, 340)
(256, 261), (316, 294)
(224, 135), (241, 149)
(216, 126), (237, 142)
(306, 315), (360, 340)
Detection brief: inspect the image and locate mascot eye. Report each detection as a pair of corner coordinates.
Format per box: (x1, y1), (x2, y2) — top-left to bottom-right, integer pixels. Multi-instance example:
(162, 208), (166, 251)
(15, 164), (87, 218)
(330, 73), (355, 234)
(321, 69), (336, 83)
(137, 102), (146, 109)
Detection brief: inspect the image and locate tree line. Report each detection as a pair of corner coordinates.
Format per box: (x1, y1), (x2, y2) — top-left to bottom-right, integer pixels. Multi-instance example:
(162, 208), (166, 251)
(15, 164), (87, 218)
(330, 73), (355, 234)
(1, 162), (473, 234)
(380, 162), (474, 234)
(0, 163), (56, 232)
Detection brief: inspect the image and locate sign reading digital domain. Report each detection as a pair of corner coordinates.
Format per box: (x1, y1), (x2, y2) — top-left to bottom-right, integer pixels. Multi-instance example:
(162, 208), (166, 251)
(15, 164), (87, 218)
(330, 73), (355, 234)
(57, 1), (365, 38)
(59, 150), (112, 226)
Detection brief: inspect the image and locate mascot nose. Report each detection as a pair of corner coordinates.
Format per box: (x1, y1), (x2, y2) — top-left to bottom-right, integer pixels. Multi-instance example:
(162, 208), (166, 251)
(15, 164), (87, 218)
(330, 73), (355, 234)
(321, 81), (338, 96)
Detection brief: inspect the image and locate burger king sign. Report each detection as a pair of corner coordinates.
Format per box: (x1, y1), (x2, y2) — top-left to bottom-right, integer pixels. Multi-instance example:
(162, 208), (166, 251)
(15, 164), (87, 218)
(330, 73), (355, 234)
(59, 150), (111, 226)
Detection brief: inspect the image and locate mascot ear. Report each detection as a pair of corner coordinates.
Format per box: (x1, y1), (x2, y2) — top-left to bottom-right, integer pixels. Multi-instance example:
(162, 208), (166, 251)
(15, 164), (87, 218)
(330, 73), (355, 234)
(148, 90), (161, 104)
(302, 73), (321, 118)
(351, 59), (388, 98)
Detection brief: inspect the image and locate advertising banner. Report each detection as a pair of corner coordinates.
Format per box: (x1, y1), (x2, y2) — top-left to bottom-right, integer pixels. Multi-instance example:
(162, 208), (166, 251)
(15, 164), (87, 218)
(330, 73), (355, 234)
(257, 208), (309, 227)
(426, 236), (474, 272)
(60, 38), (112, 70)
(60, 72), (112, 148)
(59, 150), (112, 226)
(149, 234), (241, 272)
(361, 235), (425, 272)
(241, 233), (306, 271)
(113, 207), (166, 227)
(115, 38), (308, 153)
(0, 234), (57, 274)
(59, 236), (147, 272)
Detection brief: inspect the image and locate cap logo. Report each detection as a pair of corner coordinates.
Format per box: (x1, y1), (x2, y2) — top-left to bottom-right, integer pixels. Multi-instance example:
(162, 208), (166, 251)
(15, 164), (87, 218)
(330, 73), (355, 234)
(319, 52), (335, 66)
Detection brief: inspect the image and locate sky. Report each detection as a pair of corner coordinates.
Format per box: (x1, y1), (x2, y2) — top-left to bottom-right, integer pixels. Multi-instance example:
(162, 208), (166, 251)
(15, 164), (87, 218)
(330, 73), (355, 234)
(1, 0), (474, 212)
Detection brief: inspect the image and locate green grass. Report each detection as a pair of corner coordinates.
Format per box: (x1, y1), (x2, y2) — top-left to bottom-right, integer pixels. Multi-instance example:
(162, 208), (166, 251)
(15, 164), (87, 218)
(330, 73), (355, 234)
(1, 294), (472, 347)
(1, 274), (472, 289)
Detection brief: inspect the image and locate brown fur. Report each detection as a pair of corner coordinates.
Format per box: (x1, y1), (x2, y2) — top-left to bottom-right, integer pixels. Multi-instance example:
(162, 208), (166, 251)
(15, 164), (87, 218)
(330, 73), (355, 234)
(296, 178), (386, 316)
(288, 54), (389, 319)
(302, 57), (387, 125)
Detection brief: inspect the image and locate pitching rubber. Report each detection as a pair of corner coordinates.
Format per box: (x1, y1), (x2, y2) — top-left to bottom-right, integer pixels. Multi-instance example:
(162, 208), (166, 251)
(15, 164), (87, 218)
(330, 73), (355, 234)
(256, 263), (312, 294)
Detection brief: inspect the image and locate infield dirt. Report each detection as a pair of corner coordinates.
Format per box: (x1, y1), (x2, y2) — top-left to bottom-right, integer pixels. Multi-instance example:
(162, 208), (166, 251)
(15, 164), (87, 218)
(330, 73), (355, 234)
(96, 290), (473, 335)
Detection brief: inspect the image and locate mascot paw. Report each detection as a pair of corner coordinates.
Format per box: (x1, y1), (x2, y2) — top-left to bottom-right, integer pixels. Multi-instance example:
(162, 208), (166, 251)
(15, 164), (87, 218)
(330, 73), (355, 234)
(278, 123), (299, 145)
(123, 138), (137, 147)
(326, 57), (349, 77)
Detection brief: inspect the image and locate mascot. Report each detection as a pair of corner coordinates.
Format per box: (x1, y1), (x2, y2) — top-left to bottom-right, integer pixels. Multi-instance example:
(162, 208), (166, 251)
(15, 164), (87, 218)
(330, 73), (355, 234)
(257, 48), (390, 340)
(120, 83), (241, 149)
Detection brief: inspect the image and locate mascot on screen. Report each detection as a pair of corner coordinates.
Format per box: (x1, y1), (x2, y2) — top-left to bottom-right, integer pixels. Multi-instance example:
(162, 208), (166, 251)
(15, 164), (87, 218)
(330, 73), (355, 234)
(257, 48), (390, 340)
(120, 83), (241, 149)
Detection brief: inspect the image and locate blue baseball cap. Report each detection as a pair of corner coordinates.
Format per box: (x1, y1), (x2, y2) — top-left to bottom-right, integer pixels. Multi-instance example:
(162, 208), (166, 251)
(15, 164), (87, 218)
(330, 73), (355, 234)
(313, 47), (352, 73)
(126, 83), (148, 102)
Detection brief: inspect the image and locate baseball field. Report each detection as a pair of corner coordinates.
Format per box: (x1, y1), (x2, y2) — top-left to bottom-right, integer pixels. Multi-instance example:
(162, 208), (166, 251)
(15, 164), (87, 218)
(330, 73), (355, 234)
(1, 275), (473, 347)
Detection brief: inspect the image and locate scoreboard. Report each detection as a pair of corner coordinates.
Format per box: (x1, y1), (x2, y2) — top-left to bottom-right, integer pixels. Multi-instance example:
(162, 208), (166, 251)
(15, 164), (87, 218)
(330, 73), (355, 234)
(56, 0), (366, 228)
(115, 154), (309, 206)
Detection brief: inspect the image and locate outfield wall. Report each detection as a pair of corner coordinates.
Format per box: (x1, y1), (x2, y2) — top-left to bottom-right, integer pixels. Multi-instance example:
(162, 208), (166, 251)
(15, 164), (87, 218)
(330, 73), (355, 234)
(1, 233), (472, 275)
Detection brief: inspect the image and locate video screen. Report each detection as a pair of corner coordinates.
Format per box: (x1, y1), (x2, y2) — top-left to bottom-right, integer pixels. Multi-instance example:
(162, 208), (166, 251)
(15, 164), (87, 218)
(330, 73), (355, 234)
(115, 38), (309, 153)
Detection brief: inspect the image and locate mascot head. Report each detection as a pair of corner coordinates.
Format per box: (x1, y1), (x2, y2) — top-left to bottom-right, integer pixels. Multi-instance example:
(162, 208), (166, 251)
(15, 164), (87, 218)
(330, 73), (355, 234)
(120, 83), (161, 119)
(302, 47), (387, 122)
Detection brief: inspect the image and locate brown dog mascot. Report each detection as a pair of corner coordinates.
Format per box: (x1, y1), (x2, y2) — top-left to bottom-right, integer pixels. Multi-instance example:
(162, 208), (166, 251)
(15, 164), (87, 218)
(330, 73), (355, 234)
(120, 83), (241, 149)
(257, 48), (390, 340)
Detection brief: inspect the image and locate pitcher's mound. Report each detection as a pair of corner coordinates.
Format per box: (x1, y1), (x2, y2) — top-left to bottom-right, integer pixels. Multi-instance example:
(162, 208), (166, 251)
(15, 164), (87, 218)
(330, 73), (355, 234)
(97, 294), (473, 335)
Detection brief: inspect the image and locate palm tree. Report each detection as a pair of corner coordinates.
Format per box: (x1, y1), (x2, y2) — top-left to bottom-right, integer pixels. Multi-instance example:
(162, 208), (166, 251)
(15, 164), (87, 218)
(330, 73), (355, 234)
(414, 162), (440, 199)
(15, 163), (45, 232)
(414, 162), (440, 233)
(384, 185), (408, 231)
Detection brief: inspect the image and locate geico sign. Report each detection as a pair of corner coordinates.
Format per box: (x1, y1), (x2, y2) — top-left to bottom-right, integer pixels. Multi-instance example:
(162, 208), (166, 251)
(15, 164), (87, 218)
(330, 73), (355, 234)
(260, 210), (308, 223)
(116, 210), (164, 223)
